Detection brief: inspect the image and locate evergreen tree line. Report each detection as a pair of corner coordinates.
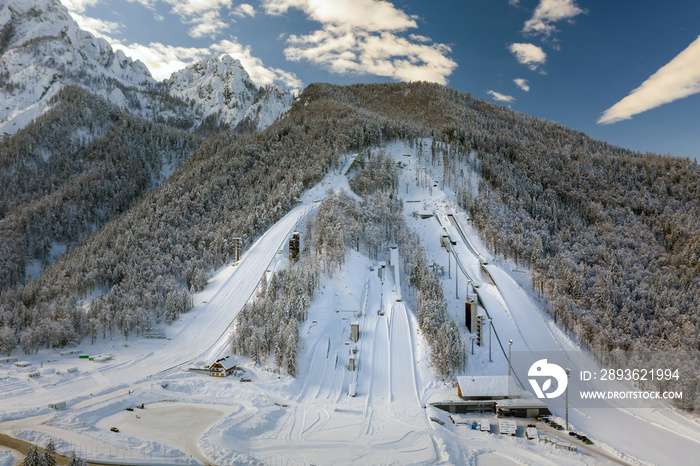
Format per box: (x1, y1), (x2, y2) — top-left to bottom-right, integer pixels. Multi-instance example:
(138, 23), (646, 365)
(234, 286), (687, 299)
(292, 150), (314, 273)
(20, 437), (88, 466)
(230, 261), (315, 376)
(425, 118), (699, 409)
(0, 86), (203, 290)
(3, 81), (692, 395)
(409, 250), (467, 376)
(0, 83), (443, 354)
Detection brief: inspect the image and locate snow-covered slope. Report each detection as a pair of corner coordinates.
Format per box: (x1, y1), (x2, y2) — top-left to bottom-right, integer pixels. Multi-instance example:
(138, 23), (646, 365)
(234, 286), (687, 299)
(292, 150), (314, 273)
(2, 141), (699, 465)
(241, 84), (294, 131)
(0, 0), (156, 134)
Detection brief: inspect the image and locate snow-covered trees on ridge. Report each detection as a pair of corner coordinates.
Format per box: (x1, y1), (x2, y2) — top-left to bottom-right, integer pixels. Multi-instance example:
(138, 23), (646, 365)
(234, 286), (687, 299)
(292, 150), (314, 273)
(0, 86), (203, 291)
(0, 81), (695, 405)
(424, 118), (699, 409)
(0, 82), (430, 353)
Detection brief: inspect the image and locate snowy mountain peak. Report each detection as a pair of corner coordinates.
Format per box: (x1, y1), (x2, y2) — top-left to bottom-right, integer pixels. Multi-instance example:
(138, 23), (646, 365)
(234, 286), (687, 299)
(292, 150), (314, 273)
(0, 0), (155, 135)
(165, 54), (260, 127)
(0, 0), (293, 134)
(0, 0), (73, 47)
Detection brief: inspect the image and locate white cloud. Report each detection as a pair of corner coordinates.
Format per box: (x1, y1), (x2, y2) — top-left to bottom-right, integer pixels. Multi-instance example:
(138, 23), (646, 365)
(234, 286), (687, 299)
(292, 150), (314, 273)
(285, 26), (456, 84)
(233, 4), (256, 18)
(509, 43), (547, 71)
(126, 0), (158, 10)
(523, 0), (585, 38)
(262, 0), (416, 32)
(163, 0), (234, 39)
(165, 0), (233, 17)
(68, 12), (123, 37)
(487, 90), (515, 103)
(598, 36), (700, 125)
(263, 0), (456, 84)
(513, 78), (530, 91)
(60, 0), (102, 14)
(186, 11), (228, 39)
(409, 34), (431, 43)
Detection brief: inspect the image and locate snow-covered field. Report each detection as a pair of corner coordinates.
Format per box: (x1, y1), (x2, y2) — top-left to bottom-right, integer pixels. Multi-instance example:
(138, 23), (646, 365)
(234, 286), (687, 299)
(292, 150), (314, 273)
(1, 141), (698, 465)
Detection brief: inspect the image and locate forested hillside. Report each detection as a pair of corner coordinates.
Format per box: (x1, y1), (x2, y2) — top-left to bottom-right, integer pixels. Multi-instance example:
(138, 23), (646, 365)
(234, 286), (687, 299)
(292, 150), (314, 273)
(0, 83), (697, 401)
(0, 83), (439, 353)
(0, 86), (203, 290)
(434, 103), (700, 357)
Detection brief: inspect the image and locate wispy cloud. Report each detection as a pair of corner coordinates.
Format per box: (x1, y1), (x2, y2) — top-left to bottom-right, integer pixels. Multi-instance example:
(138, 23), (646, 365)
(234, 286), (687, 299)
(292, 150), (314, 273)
(262, 0), (417, 32)
(163, 0), (233, 39)
(233, 4), (256, 18)
(262, 0), (456, 84)
(68, 12), (123, 37)
(598, 36), (700, 125)
(487, 90), (515, 103)
(523, 0), (585, 38)
(186, 11), (228, 39)
(513, 78), (530, 91)
(60, 0), (102, 14)
(509, 43), (547, 71)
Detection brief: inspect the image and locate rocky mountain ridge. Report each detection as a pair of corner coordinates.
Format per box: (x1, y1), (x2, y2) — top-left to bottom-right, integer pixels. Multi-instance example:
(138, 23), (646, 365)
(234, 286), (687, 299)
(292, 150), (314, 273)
(0, 0), (293, 135)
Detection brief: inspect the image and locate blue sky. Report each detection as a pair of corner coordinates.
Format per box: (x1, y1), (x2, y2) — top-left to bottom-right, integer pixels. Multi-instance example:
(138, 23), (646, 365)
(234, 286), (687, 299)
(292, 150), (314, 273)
(63, 0), (700, 161)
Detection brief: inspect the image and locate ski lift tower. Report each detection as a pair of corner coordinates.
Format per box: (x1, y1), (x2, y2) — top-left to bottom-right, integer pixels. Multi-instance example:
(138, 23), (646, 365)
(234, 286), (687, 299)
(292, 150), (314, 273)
(232, 238), (242, 262)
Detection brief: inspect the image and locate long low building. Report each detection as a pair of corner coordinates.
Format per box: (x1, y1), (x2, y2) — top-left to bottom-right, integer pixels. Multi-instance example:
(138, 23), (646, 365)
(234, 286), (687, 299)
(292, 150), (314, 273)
(429, 375), (550, 417)
(457, 375), (515, 400)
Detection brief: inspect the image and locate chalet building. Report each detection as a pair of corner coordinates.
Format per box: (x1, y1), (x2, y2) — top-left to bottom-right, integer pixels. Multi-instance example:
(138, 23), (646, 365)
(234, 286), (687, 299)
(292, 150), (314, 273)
(210, 361), (237, 377)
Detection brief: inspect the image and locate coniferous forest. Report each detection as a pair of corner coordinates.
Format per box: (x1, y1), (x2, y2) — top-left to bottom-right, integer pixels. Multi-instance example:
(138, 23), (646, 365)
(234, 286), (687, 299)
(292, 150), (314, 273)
(0, 82), (697, 407)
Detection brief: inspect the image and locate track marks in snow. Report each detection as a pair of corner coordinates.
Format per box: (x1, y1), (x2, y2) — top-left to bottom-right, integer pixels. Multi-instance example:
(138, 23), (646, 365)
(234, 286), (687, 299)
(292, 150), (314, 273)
(389, 302), (421, 406)
(367, 313), (390, 409)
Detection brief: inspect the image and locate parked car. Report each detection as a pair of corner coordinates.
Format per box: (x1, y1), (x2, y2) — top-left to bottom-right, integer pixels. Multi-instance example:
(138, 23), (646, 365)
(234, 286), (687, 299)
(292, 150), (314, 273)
(110, 427), (119, 432)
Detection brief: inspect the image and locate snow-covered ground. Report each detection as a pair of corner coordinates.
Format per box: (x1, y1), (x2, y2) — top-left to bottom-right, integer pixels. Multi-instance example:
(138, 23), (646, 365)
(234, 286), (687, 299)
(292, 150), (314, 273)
(1, 141), (698, 465)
